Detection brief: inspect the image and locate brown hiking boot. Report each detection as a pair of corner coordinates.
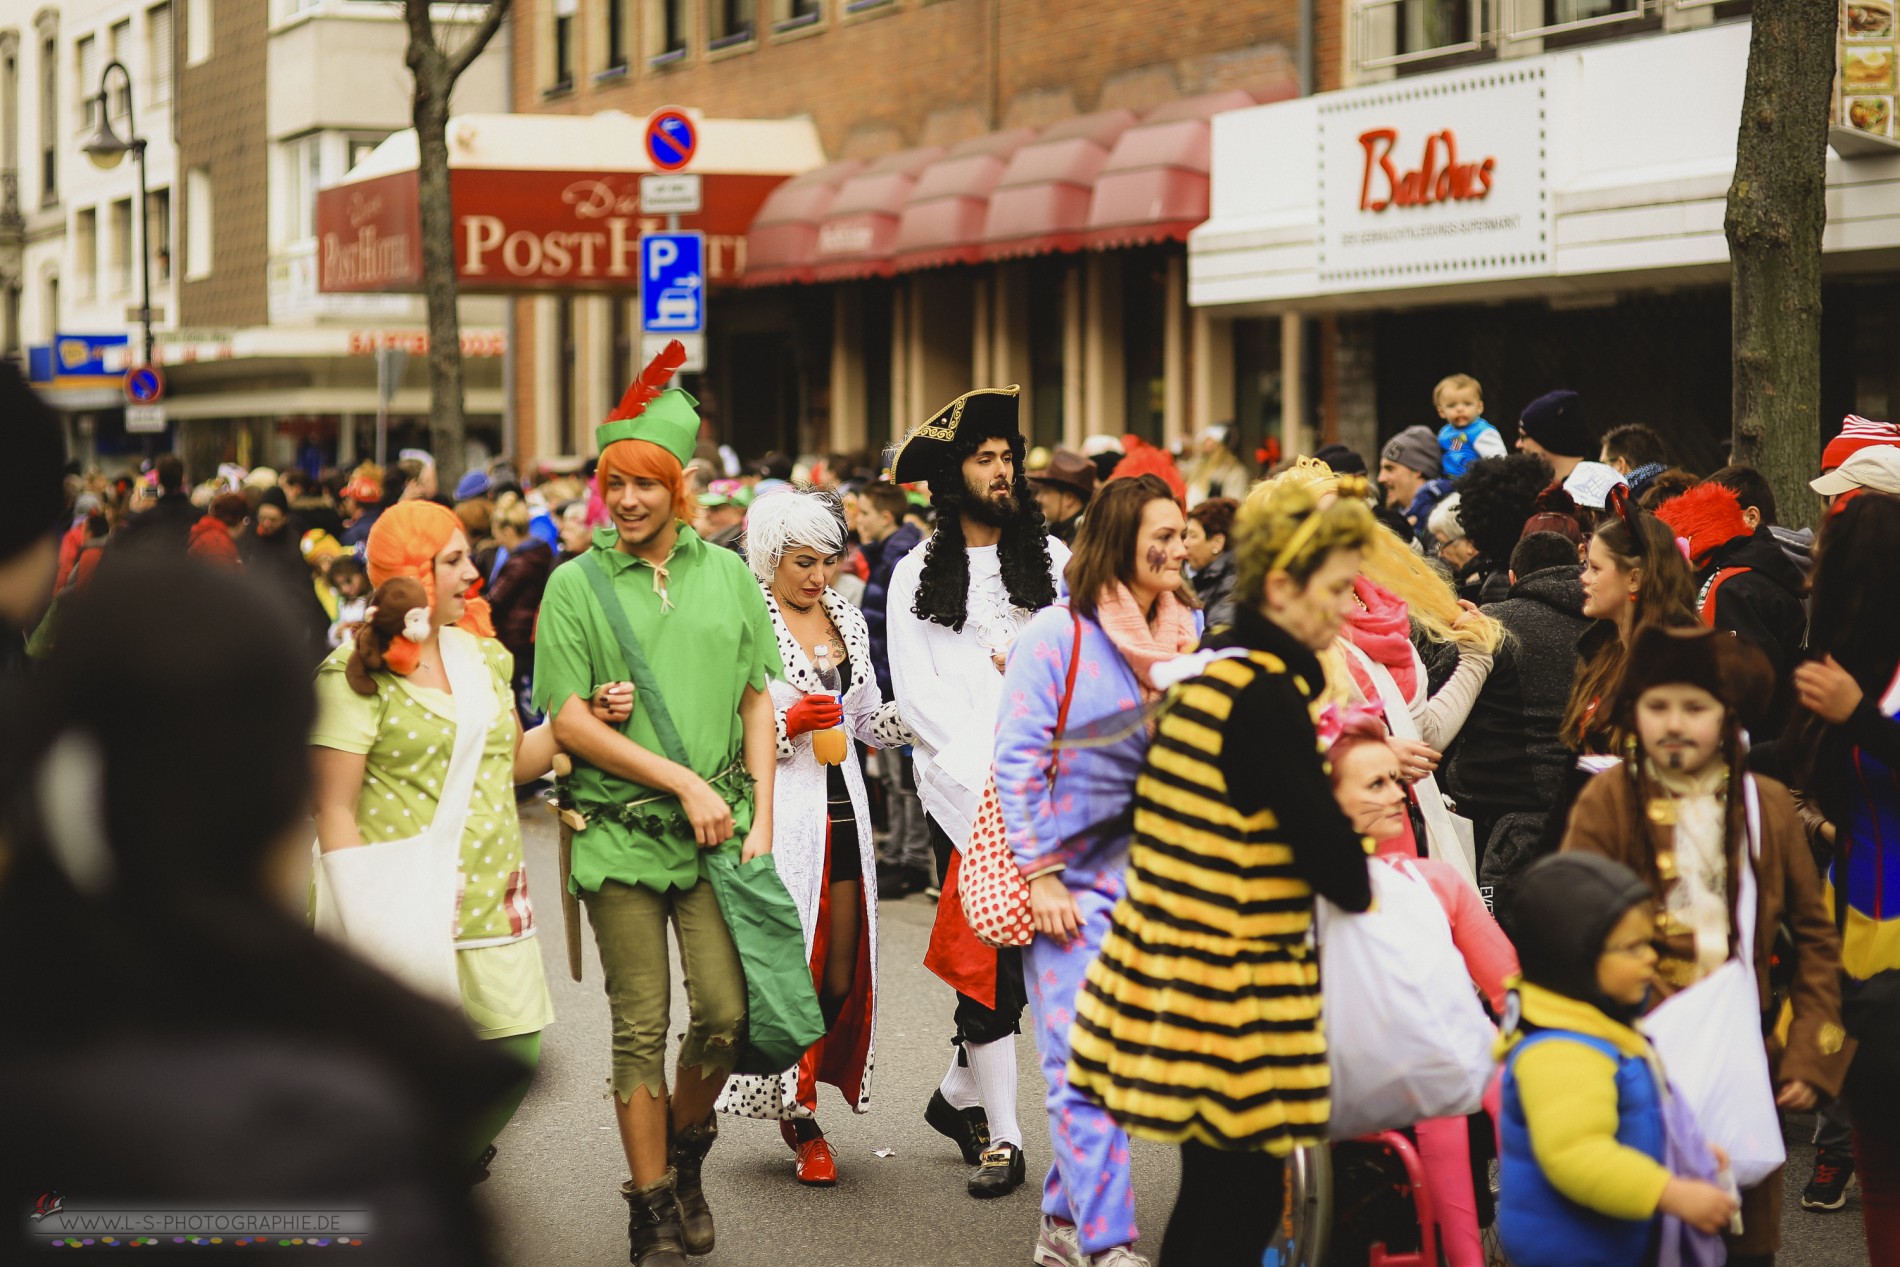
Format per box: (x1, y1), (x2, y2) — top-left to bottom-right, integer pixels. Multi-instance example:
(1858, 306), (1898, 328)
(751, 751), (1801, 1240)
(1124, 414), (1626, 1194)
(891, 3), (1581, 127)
(668, 1118), (718, 1255)
(620, 1168), (688, 1266)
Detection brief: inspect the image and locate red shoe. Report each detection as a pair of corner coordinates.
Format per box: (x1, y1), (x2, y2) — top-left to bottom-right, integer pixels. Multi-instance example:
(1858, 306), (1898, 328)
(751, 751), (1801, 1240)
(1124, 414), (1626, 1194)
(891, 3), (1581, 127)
(793, 1137), (838, 1186)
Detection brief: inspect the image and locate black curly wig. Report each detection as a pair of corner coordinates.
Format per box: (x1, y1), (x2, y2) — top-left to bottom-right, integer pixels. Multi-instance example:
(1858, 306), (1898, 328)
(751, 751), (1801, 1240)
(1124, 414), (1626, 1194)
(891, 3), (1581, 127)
(1456, 452), (1555, 565)
(912, 429), (1055, 630)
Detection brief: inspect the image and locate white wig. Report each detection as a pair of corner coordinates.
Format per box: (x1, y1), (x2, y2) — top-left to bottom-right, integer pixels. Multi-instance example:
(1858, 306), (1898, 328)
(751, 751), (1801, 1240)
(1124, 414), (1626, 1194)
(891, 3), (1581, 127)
(1427, 491), (1466, 543)
(744, 488), (847, 582)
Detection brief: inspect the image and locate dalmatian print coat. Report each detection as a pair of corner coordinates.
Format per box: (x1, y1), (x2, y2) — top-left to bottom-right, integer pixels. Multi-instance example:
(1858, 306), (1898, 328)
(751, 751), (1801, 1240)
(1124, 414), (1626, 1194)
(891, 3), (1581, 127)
(715, 585), (913, 1121)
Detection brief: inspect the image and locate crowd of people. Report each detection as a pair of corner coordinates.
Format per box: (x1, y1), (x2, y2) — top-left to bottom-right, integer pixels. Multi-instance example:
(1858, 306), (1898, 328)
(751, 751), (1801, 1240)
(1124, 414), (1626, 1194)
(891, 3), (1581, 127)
(2, 347), (1898, 1267)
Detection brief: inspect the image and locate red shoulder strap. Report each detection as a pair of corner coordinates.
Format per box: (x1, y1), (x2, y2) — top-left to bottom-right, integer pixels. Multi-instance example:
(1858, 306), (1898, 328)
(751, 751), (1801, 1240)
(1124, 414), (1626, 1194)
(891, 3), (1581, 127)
(1047, 609), (1085, 787)
(1701, 566), (1751, 626)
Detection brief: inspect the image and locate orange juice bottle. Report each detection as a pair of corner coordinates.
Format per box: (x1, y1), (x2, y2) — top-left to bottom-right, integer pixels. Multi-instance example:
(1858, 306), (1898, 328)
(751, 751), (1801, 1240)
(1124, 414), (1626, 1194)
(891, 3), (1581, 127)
(811, 644), (848, 766)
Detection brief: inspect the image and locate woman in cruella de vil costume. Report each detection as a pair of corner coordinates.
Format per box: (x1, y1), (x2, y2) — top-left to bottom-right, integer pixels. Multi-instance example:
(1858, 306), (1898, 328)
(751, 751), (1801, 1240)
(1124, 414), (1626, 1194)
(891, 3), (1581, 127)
(715, 490), (914, 1184)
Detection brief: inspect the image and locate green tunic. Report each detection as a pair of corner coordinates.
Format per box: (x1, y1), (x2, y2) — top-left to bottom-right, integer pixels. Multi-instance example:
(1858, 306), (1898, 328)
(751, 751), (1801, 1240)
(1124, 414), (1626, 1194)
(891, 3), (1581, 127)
(533, 523), (783, 894)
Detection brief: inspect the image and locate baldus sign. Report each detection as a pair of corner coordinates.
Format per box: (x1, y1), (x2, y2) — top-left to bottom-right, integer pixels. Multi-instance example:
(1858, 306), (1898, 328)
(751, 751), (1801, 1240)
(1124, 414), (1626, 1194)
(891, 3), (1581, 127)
(1317, 66), (1549, 289)
(1356, 128), (1496, 212)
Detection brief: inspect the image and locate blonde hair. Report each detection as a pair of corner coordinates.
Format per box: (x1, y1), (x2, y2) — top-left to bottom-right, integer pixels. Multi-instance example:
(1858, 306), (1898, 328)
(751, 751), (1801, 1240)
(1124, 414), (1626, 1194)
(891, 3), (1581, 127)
(1233, 471), (1377, 608)
(493, 491), (531, 535)
(1246, 457), (1502, 653)
(1434, 374), (1483, 406)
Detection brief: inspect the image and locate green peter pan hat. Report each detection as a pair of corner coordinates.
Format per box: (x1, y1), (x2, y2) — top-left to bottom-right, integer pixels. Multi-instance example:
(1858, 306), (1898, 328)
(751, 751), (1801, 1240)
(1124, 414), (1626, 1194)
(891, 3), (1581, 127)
(595, 339), (699, 464)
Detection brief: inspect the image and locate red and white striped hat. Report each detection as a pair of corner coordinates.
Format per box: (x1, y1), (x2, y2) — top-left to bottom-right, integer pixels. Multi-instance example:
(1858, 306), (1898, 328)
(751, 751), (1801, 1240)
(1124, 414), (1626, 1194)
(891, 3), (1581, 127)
(1822, 414), (1900, 471)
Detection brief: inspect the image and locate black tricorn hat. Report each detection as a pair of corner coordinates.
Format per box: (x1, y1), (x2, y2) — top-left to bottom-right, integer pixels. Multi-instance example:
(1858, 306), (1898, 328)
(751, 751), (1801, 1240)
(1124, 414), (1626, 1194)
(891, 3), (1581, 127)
(890, 385), (1023, 485)
(1610, 624), (1775, 735)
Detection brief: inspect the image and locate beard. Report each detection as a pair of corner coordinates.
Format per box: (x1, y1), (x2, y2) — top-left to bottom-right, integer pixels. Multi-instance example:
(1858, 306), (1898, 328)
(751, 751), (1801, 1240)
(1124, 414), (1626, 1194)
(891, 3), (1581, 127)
(962, 472), (1018, 526)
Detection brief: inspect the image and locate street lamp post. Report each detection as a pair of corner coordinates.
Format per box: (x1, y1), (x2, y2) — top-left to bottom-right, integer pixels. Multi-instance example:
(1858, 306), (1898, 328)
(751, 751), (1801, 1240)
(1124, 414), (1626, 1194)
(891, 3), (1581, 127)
(80, 59), (153, 371)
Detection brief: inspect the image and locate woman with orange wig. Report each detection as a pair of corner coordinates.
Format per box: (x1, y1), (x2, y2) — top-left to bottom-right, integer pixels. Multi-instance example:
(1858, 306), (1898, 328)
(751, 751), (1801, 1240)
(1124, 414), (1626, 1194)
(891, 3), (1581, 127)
(309, 498), (629, 1181)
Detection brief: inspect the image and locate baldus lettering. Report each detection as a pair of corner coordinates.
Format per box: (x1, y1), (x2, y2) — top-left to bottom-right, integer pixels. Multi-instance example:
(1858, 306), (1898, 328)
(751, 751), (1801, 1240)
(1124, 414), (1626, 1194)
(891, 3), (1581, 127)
(1357, 128), (1496, 213)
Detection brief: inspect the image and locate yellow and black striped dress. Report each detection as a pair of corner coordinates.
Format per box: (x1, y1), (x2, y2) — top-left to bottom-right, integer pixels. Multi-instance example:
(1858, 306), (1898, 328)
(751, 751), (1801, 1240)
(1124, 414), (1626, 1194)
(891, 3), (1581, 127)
(1069, 625), (1370, 1155)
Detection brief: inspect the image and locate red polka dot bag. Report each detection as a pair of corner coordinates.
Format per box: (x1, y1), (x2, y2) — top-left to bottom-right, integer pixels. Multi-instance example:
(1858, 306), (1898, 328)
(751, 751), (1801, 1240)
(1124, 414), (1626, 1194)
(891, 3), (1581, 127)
(960, 609), (1083, 949)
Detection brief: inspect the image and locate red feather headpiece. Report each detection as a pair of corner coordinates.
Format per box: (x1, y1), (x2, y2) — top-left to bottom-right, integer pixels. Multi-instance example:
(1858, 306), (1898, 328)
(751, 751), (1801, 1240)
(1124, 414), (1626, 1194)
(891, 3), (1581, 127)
(608, 339), (688, 422)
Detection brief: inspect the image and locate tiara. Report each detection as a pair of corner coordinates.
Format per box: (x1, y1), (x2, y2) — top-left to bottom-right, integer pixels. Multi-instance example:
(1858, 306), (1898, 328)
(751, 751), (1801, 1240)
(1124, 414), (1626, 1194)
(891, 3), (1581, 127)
(1269, 473), (1370, 573)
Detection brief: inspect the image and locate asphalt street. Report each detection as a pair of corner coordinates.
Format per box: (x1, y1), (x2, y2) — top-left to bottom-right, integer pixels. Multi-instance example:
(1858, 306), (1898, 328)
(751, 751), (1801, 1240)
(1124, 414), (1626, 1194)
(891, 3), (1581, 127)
(475, 803), (1871, 1267)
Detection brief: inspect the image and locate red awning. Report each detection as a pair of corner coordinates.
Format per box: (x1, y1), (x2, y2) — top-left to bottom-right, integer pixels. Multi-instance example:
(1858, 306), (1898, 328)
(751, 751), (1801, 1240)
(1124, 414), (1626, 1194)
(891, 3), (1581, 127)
(890, 129), (1038, 273)
(981, 109), (1137, 261)
(742, 159), (867, 287)
(808, 147), (944, 282)
(1084, 90), (1264, 250)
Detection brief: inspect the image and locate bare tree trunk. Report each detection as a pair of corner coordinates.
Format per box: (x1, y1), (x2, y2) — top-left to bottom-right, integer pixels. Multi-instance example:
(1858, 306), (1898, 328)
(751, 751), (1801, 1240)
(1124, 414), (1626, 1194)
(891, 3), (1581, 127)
(404, 0), (511, 492)
(1724, 0), (1837, 528)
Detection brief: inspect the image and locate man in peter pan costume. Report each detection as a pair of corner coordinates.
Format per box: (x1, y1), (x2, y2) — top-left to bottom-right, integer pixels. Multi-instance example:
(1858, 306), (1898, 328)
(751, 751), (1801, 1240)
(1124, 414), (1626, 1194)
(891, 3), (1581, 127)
(534, 342), (784, 1267)
(885, 383), (1070, 1198)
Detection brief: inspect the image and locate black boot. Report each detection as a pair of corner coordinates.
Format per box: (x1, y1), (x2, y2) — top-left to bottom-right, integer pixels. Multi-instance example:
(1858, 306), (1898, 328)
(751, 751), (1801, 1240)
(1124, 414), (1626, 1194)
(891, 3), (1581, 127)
(667, 1119), (717, 1256)
(620, 1169), (689, 1267)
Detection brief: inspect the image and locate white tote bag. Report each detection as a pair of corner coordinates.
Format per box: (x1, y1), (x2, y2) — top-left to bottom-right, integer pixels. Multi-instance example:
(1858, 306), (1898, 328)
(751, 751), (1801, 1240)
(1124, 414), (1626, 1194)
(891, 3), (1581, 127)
(1319, 858), (1498, 1139)
(312, 627), (496, 1008)
(1341, 642), (1480, 893)
(1642, 775), (1786, 1189)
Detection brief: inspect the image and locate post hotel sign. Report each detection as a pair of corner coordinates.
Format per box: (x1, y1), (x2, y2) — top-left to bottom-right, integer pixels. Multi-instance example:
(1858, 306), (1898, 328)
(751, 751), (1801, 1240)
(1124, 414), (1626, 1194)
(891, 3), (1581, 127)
(317, 169), (787, 294)
(1317, 66), (1549, 290)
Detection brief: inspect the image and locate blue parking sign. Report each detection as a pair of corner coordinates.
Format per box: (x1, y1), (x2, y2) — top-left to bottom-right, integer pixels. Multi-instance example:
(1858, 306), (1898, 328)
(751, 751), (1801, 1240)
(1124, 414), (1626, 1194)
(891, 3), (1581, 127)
(640, 232), (705, 334)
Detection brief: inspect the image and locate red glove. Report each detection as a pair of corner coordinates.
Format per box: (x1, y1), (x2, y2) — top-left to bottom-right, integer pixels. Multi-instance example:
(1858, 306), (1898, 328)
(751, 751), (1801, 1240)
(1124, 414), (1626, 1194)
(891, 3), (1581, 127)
(785, 693), (843, 738)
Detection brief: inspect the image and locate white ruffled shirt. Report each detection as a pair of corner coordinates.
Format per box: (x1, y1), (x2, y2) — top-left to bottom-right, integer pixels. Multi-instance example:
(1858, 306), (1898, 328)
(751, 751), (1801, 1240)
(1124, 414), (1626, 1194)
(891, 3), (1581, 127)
(885, 537), (1070, 846)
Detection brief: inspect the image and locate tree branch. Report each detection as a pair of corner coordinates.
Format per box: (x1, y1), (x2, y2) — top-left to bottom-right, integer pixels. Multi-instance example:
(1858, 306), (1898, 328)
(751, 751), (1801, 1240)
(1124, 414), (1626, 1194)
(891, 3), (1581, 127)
(446, 0), (513, 84)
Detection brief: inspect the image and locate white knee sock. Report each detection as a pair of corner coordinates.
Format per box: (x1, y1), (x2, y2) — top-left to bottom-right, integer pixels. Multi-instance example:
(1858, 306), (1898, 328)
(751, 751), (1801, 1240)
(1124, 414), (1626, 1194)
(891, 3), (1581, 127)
(939, 1047), (980, 1110)
(966, 1035), (1022, 1148)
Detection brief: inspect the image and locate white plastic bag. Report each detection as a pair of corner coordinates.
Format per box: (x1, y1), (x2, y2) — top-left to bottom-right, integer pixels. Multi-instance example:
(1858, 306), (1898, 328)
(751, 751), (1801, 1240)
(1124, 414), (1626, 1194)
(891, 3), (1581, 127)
(1642, 776), (1786, 1189)
(1319, 858), (1497, 1139)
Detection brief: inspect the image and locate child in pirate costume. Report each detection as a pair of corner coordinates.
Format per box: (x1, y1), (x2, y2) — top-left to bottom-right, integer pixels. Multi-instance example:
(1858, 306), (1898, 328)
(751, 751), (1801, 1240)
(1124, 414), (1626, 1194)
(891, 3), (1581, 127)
(533, 344), (784, 1267)
(885, 384), (1070, 1199)
(1561, 624), (1846, 1266)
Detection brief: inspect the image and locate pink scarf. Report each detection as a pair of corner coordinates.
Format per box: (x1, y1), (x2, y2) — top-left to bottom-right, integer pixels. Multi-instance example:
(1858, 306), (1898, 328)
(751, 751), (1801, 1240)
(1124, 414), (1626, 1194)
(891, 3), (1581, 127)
(1094, 584), (1200, 703)
(1345, 577), (1418, 701)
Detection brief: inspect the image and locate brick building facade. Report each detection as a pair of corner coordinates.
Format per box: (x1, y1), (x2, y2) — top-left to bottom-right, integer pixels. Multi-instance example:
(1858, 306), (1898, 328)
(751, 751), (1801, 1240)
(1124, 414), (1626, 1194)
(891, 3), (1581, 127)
(504, 0), (1312, 467)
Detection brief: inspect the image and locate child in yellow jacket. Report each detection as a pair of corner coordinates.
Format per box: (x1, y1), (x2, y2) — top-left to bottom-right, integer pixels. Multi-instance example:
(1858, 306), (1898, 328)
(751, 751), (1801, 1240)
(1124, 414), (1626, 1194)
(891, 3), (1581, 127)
(1498, 853), (1736, 1267)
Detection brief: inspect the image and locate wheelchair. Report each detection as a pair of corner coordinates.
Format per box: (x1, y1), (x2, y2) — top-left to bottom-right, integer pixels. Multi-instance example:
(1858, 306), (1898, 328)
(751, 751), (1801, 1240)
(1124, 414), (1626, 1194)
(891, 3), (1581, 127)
(1264, 1126), (1507, 1267)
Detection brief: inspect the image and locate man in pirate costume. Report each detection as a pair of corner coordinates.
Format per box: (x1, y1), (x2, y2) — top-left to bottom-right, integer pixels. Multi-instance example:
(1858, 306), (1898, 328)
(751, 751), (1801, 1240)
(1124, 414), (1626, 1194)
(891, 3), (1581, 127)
(534, 343), (784, 1266)
(885, 384), (1070, 1198)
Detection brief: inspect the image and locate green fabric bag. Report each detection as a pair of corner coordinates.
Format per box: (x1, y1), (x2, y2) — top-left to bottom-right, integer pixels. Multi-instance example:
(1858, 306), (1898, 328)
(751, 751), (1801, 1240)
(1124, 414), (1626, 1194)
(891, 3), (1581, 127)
(701, 850), (828, 1077)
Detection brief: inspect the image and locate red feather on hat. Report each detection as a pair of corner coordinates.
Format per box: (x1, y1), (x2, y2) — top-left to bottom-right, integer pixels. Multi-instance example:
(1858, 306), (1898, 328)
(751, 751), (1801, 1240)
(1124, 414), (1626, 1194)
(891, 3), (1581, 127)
(608, 339), (687, 423)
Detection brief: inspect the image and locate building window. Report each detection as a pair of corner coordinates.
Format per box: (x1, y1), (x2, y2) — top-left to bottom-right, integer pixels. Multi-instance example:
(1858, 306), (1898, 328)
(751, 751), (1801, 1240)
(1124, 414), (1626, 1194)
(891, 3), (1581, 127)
(147, 187), (172, 283)
(275, 134), (322, 247)
(648, 0), (689, 63)
(550, 0), (575, 90)
(185, 167), (211, 279)
(346, 133), (389, 173)
(604, 0), (630, 71)
(38, 36), (55, 205)
(710, 0), (756, 48)
(774, 0), (822, 31)
(1357, 0), (1484, 67)
(43, 274), (57, 335)
(108, 21), (132, 119)
(109, 198), (133, 293)
(76, 36), (99, 131)
(186, 0), (210, 66)
(1541, 0), (1640, 25)
(148, 4), (172, 104)
(74, 208), (97, 298)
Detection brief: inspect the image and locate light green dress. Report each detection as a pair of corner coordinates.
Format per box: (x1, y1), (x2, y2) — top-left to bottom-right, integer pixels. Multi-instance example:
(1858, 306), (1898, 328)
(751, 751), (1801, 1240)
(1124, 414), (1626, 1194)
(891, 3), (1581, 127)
(313, 628), (554, 1039)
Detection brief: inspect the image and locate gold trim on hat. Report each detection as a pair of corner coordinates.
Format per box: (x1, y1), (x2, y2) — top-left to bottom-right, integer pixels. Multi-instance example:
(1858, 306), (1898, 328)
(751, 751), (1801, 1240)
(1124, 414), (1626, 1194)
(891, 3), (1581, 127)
(895, 384), (1022, 460)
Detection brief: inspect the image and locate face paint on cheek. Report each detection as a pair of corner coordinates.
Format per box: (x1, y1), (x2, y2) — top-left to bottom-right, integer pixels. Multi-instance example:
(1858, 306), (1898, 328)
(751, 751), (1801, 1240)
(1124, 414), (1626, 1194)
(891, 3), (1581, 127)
(1145, 545), (1168, 575)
